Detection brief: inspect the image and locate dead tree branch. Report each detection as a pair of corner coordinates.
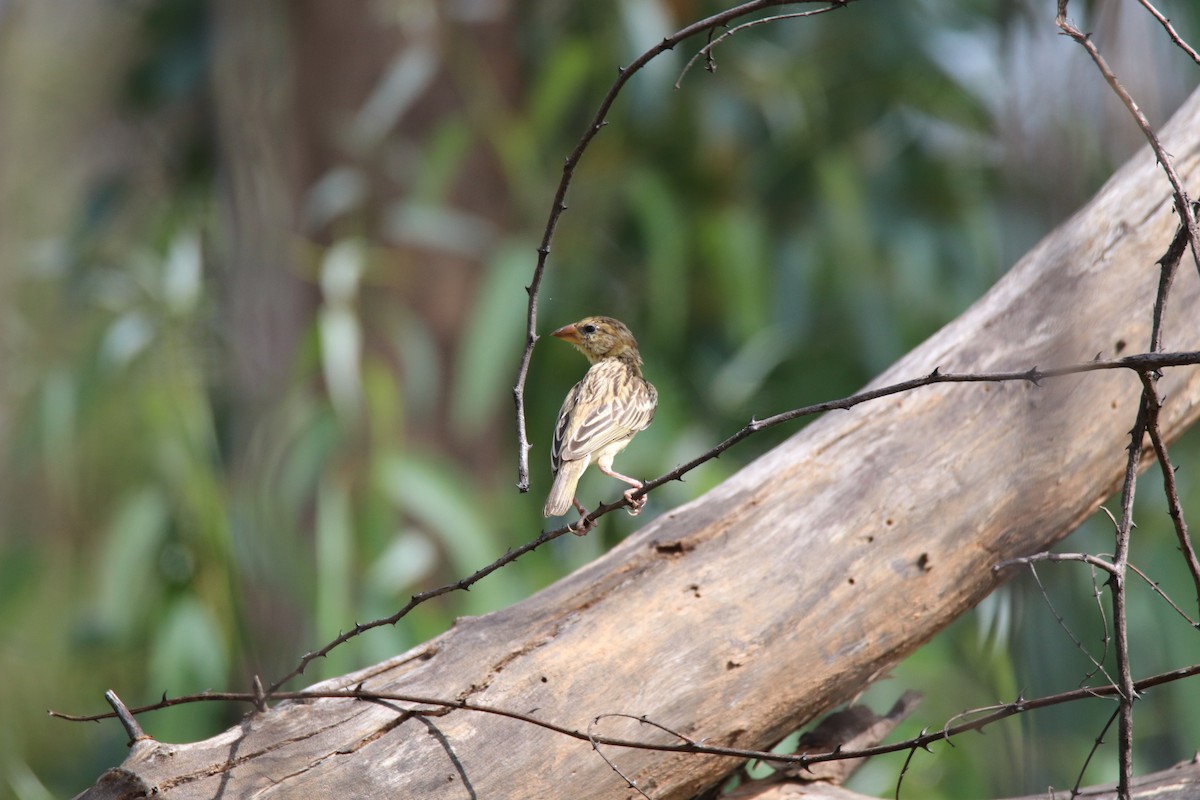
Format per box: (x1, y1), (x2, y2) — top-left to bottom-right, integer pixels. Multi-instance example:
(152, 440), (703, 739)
(73, 85), (1200, 800)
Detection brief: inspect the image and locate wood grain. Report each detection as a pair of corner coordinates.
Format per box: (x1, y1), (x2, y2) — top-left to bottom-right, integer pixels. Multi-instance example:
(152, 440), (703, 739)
(78, 88), (1200, 800)
(729, 759), (1200, 800)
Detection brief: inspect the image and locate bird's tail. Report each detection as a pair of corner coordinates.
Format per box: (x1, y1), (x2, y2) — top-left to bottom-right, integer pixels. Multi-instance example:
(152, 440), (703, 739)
(544, 459), (588, 517)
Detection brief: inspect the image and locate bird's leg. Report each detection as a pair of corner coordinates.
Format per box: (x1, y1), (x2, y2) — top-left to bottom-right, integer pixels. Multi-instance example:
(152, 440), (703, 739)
(569, 498), (595, 536)
(597, 466), (647, 516)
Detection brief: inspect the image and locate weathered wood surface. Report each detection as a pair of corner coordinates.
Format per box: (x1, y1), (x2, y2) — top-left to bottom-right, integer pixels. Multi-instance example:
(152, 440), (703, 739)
(729, 759), (1200, 800)
(79, 89), (1200, 799)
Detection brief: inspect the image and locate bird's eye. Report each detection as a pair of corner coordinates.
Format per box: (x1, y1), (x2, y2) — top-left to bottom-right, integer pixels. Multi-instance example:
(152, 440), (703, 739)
(580, 323), (597, 335)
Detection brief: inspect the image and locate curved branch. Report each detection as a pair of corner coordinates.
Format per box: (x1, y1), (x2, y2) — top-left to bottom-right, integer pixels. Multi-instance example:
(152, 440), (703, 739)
(513, 0), (862, 491)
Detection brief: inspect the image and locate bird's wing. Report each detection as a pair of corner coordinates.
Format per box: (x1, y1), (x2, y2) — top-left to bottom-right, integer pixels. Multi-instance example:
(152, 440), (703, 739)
(553, 362), (657, 469)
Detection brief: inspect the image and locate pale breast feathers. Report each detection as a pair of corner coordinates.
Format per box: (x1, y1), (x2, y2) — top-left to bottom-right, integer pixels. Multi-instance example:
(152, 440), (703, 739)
(551, 362), (657, 470)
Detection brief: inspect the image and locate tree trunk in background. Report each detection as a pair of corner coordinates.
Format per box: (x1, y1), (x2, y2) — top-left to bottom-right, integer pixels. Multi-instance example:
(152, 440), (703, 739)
(208, 1), (522, 677)
(76, 85), (1200, 800)
(287, 0), (520, 471)
(210, 0), (311, 417)
(209, 0), (520, 481)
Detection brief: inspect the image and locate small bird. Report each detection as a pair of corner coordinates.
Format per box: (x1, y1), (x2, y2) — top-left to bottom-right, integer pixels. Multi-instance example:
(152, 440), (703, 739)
(544, 316), (658, 534)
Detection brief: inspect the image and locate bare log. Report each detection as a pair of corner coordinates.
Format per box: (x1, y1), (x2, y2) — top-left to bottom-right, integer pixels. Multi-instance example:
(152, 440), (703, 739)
(76, 87), (1200, 800)
(729, 758), (1200, 800)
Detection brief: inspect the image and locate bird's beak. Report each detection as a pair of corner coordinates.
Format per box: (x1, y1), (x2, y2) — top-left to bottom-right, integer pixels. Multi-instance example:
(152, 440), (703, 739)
(551, 323), (582, 344)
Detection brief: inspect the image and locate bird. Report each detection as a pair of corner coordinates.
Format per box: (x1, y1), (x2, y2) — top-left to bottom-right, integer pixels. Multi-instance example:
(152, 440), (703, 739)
(543, 316), (658, 534)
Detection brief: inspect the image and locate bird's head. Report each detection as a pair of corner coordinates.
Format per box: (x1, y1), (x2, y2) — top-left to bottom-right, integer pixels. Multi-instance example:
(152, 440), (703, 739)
(551, 316), (642, 365)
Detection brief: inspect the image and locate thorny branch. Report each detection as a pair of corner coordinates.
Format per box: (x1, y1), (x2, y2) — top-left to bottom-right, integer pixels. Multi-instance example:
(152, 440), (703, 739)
(1135, 0), (1200, 66)
(1056, 1), (1200, 277)
(51, 664), (1200, 769)
(1108, 470), (1138, 800)
(1138, 373), (1200, 616)
(267, 350), (1200, 693)
(675, 3), (848, 87)
(513, 0), (857, 492)
(1025, 6), (1200, 792)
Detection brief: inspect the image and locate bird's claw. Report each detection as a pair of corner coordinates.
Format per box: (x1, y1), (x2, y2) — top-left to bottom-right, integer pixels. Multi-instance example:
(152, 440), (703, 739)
(623, 487), (647, 516)
(569, 516), (596, 536)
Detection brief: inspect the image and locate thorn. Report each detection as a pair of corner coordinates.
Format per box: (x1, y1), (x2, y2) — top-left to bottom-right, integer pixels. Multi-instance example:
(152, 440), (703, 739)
(929, 366), (942, 378)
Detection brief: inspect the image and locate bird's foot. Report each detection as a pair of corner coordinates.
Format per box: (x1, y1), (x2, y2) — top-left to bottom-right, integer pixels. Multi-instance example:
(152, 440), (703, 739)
(623, 486), (647, 516)
(569, 500), (595, 535)
(569, 516), (596, 536)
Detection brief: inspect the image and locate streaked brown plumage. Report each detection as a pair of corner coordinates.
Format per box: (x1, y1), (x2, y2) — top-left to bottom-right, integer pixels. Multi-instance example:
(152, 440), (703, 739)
(543, 316), (657, 534)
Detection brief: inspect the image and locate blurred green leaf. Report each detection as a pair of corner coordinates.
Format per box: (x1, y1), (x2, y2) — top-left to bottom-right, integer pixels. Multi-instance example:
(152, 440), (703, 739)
(450, 242), (530, 440)
(411, 119), (474, 203)
(92, 487), (170, 641)
(99, 312), (155, 370)
(318, 240), (366, 423)
(528, 39), (594, 135)
(161, 230), (202, 315)
(365, 529), (438, 597)
(626, 168), (687, 347)
(699, 204), (769, 342)
(375, 453), (525, 614)
(315, 476), (355, 678)
(149, 597), (227, 690)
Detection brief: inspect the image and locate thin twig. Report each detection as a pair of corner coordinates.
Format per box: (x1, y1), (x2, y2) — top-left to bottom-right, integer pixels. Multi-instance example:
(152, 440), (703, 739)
(1072, 708), (1121, 798)
(266, 523), (575, 693)
(1139, 373), (1200, 617)
(1031, 561), (1116, 687)
(1134, 0), (1200, 66)
(675, 3), (849, 88)
(513, 0), (861, 491)
(593, 713), (698, 745)
(588, 716), (655, 799)
(895, 742), (921, 800)
(1127, 561), (1198, 628)
(997, 551), (1118, 576)
(627, 351), (1200, 509)
(1056, 2), (1200, 277)
(1105, 329), (1148, 800)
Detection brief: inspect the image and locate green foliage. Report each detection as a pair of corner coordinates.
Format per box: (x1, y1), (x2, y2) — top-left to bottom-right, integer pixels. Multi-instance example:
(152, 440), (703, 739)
(3, 0), (1200, 797)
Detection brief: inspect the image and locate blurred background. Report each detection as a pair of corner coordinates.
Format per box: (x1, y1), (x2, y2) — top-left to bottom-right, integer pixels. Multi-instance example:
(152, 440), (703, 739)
(2, 0), (1200, 797)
